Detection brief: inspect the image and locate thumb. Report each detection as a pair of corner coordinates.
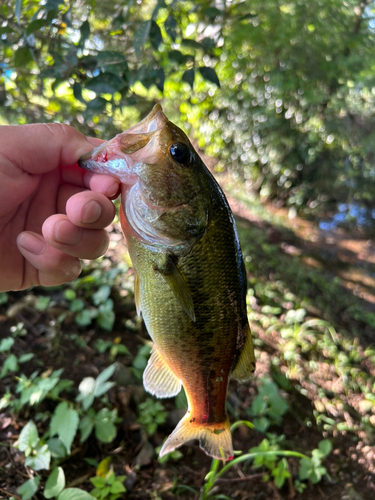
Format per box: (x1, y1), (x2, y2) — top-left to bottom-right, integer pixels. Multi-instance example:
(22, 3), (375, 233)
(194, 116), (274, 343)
(0, 123), (99, 174)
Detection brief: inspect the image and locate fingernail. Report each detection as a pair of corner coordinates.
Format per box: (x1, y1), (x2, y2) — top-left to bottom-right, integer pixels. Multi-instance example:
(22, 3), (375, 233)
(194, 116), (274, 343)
(81, 200), (102, 224)
(18, 233), (46, 255)
(54, 220), (82, 245)
(107, 182), (119, 198)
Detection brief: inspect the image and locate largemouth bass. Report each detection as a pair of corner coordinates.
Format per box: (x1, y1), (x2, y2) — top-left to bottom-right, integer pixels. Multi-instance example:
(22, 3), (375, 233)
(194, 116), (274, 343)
(79, 104), (255, 460)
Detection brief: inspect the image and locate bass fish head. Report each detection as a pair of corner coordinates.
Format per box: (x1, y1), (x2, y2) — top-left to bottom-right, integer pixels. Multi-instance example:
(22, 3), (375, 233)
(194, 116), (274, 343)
(79, 104), (210, 247)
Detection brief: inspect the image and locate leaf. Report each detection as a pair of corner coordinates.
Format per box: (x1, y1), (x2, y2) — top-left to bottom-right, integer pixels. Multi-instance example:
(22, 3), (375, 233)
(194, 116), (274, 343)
(79, 415), (94, 442)
(154, 67), (165, 92)
(92, 285), (111, 305)
(97, 51), (128, 74)
(79, 20), (90, 47)
(203, 7), (222, 18)
(96, 456), (112, 477)
(73, 82), (85, 103)
(168, 50), (190, 65)
(90, 476), (107, 488)
(95, 409), (117, 443)
(50, 402), (79, 454)
(201, 37), (216, 50)
(46, 438), (67, 458)
(318, 439), (332, 457)
(0, 337), (14, 352)
(44, 467), (65, 498)
(86, 73), (124, 95)
(96, 364), (117, 386)
(110, 481), (126, 494)
(133, 21), (151, 57)
(182, 69), (195, 88)
(75, 308), (97, 326)
(18, 421), (39, 454)
(14, 46), (33, 68)
(25, 444), (51, 471)
(165, 15), (177, 41)
(18, 353), (35, 363)
(150, 20), (162, 50)
(181, 39), (202, 50)
(26, 19), (47, 35)
(57, 488), (95, 500)
(199, 66), (220, 87)
(70, 299), (84, 312)
(17, 476), (41, 500)
(97, 306), (115, 331)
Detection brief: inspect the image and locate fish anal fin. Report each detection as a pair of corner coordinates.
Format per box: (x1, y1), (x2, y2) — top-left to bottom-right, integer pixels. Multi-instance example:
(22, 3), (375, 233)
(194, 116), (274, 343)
(143, 346), (181, 398)
(134, 269), (141, 316)
(231, 324), (256, 382)
(160, 414), (233, 461)
(156, 258), (195, 322)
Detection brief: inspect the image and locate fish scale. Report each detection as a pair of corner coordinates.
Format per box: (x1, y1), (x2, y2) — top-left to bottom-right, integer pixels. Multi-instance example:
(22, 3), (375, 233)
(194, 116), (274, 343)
(79, 104), (255, 460)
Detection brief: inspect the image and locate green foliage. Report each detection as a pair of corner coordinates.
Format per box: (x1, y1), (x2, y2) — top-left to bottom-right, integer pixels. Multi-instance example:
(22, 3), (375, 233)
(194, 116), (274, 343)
(44, 467), (66, 499)
(132, 344), (152, 380)
(201, 431), (332, 499)
(90, 469), (126, 500)
(17, 476), (41, 500)
(248, 379), (289, 432)
(138, 398), (168, 436)
(6, 362), (119, 499)
(298, 439), (332, 484)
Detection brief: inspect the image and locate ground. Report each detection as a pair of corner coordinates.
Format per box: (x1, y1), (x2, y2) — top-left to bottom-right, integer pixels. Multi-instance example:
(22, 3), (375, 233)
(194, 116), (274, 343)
(0, 177), (375, 500)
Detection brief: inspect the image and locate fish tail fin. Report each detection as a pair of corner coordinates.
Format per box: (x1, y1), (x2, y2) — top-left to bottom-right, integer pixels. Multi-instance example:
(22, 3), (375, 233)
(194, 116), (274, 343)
(159, 413), (233, 461)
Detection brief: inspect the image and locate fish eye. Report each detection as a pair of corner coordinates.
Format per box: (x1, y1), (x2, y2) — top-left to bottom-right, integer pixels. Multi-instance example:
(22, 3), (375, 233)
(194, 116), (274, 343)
(169, 142), (191, 166)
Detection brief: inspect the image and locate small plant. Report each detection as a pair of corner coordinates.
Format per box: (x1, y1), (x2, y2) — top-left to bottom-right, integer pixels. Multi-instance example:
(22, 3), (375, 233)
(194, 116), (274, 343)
(200, 420), (332, 500)
(138, 398), (167, 436)
(94, 337), (130, 361)
(0, 331), (34, 379)
(247, 379), (289, 432)
(11, 364), (119, 500)
(90, 457), (126, 500)
(131, 344), (151, 380)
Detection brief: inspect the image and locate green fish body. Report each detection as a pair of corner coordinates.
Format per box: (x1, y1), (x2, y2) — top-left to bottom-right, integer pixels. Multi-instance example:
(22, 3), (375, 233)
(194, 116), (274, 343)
(79, 105), (255, 459)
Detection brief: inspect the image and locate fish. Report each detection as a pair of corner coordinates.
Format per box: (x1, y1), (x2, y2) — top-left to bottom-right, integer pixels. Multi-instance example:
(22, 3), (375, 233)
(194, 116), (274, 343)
(78, 104), (255, 460)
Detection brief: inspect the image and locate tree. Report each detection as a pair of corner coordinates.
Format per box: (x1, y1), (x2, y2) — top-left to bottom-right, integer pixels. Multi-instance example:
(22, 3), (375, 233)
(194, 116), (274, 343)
(1, 0), (375, 228)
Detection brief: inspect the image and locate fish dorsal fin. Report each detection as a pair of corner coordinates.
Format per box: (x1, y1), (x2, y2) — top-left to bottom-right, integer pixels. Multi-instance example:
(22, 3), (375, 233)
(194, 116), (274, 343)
(231, 324), (256, 382)
(134, 269), (141, 316)
(157, 258), (196, 322)
(143, 345), (182, 398)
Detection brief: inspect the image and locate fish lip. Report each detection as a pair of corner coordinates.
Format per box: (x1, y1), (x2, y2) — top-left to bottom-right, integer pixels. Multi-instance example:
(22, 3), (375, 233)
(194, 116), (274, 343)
(78, 142), (109, 169)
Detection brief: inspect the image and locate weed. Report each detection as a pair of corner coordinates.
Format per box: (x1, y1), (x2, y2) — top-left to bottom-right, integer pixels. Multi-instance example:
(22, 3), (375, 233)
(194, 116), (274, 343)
(138, 398), (168, 436)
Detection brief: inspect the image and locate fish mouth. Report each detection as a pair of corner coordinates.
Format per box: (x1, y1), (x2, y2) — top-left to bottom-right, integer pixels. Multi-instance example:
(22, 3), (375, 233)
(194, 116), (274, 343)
(78, 104), (167, 184)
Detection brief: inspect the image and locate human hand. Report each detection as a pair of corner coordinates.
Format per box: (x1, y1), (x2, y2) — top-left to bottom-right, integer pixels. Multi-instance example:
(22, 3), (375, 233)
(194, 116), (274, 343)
(0, 123), (120, 292)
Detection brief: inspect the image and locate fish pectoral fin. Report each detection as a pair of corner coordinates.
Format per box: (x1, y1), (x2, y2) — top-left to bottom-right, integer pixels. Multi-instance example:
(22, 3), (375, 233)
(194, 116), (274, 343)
(156, 257), (196, 322)
(124, 250), (133, 268)
(143, 345), (182, 398)
(134, 269), (141, 316)
(160, 414), (234, 461)
(231, 324), (256, 382)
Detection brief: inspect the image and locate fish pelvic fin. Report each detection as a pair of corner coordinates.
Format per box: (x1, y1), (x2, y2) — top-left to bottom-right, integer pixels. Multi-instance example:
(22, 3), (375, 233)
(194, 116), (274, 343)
(143, 345), (182, 398)
(231, 324), (256, 382)
(160, 414), (234, 461)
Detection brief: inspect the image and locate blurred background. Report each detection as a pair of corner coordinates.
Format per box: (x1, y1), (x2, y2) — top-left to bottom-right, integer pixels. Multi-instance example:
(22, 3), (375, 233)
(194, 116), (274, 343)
(1, 1), (375, 499)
